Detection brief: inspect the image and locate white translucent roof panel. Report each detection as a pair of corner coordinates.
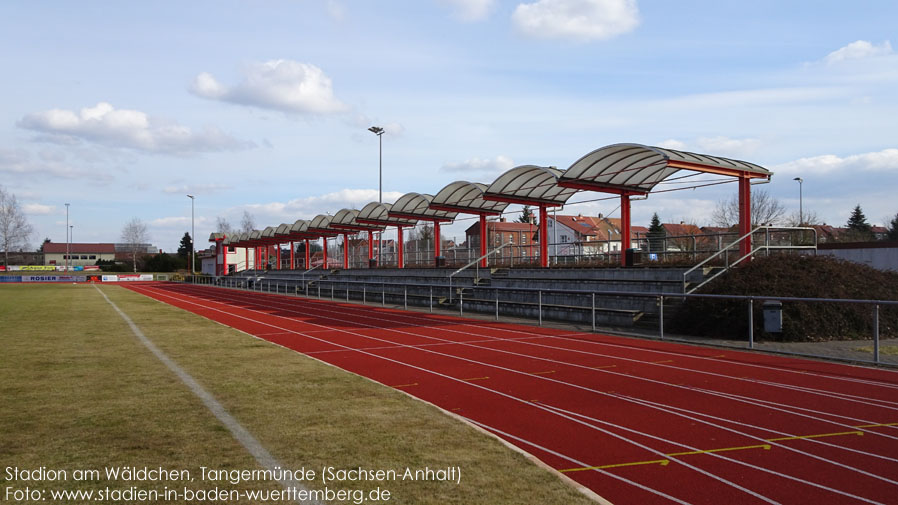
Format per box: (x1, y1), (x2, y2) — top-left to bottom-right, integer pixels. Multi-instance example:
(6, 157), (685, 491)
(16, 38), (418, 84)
(430, 181), (508, 215)
(357, 202), (417, 226)
(483, 165), (577, 206)
(389, 192), (457, 222)
(331, 208), (386, 231)
(560, 143), (771, 194)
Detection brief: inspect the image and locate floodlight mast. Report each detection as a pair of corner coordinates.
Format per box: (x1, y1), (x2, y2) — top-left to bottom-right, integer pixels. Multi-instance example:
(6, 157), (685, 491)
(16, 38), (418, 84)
(368, 126), (385, 266)
(793, 177), (803, 225)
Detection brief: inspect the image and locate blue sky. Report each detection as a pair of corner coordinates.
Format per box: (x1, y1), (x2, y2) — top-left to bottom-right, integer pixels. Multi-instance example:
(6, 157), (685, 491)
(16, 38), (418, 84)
(2, 0), (896, 251)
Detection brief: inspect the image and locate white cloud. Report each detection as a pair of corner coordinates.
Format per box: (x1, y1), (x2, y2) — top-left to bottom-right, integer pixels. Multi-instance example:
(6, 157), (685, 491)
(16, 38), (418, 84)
(773, 148), (898, 176)
(18, 102), (254, 155)
(191, 60), (349, 115)
(0, 147), (112, 181)
(441, 0), (496, 21)
(150, 216), (210, 228)
(441, 155), (515, 173)
(512, 0), (639, 42)
(824, 40), (893, 65)
(242, 189), (407, 223)
(657, 139), (686, 150)
(23, 203), (56, 215)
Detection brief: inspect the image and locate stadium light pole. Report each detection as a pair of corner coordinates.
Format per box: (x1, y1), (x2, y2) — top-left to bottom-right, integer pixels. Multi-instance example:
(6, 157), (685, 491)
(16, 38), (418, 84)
(187, 194), (195, 275)
(368, 126), (385, 265)
(65, 203), (70, 272)
(793, 177), (803, 225)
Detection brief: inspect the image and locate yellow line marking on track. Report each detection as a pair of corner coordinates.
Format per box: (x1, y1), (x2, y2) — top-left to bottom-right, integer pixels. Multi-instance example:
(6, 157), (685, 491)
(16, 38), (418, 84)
(391, 383), (418, 388)
(668, 444), (771, 457)
(591, 365), (616, 369)
(450, 408), (462, 412)
(767, 431), (863, 442)
(462, 376), (490, 381)
(558, 426), (882, 474)
(651, 359), (674, 364)
(854, 422), (898, 428)
(530, 370), (556, 375)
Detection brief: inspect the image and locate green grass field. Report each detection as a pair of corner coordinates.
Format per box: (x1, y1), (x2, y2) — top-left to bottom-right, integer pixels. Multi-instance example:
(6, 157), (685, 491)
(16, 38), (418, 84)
(0, 284), (598, 504)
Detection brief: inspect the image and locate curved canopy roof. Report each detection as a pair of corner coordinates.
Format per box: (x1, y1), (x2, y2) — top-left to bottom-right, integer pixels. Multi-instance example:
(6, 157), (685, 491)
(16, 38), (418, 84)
(249, 230), (262, 241)
(290, 219), (309, 234)
(260, 226), (277, 238)
(274, 223), (291, 236)
(331, 208), (386, 231)
(559, 143), (771, 195)
(429, 181), (509, 216)
(483, 165), (577, 207)
(388, 192), (457, 222)
(307, 214), (339, 236)
(357, 202), (417, 227)
(209, 232), (226, 241)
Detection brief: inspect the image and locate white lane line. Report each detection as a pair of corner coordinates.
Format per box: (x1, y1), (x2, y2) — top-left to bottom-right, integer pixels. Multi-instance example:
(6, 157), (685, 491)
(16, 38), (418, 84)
(95, 285), (321, 505)
(181, 284), (898, 401)
(460, 417), (691, 505)
(174, 285), (898, 442)
(135, 284), (780, 504)
(540, 402), (884, 505)
(162, 285), (898, 485)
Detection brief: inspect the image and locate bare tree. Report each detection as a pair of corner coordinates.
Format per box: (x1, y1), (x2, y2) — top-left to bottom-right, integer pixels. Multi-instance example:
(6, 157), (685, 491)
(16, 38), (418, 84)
(240, 210), (256, 234)
(121, 217), (149, 272)
(0, 186), (34, 266)
(784, 209), (821, 227)
(712, 188), (785, 227)
(216, 216), (234, 237)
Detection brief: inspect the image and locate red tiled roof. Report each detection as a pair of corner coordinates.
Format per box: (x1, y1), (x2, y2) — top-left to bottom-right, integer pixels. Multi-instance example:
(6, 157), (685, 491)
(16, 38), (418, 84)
(43, 242), (115, 254)
(662, 223), (703, 237)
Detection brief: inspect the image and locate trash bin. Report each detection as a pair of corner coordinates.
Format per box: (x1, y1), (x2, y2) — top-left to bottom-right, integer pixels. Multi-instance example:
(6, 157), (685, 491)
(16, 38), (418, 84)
(624, 248), (639, 267)
(763, 300), (783, 333)
(435, 256), (446, 267)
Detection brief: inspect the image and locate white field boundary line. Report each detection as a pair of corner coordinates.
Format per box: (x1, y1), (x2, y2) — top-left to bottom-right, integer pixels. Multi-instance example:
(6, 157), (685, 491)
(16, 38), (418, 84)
(130, 285), (784, 505)
(94, 285), (322, 505)
(172, 285), (898, 434)
(212, 282), (898, 387)
(136, 285), (892, 502)
(161, 285), (898, 471)
(133, 286), (612, 505)
(179, 284), (898, 395)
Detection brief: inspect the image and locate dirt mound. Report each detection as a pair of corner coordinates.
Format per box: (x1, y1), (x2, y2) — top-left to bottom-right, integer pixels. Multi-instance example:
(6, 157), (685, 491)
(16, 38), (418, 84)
(671, 255), (898, 341)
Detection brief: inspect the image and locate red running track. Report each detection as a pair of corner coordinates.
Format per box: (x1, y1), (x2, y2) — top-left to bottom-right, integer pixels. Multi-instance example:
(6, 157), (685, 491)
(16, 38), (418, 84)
(124, 283), (898, 505)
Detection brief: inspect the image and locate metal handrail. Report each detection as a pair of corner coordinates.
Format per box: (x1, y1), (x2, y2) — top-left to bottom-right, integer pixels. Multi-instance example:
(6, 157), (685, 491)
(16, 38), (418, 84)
(448, 242), (511, 301)
(683, 226), (817, 294)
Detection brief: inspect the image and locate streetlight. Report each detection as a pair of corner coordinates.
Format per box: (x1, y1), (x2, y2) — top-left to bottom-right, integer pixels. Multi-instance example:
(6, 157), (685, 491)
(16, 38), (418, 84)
(368, 126), (385, 265)
(793, 177), (803, 225)
(65, 203), (70, 272)
(187, 195), (195, 275)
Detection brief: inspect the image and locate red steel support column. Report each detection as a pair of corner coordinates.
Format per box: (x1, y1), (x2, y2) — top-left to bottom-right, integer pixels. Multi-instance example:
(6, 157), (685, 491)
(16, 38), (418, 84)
(368, 230), (374, 267)
(244, 248), (248, 272)
(739, 176), (752, 258)
(539, 205), (549, 268)
(290, 241), (294, 269)
(434, 221), (441, 262)
(620, 194), (631, 267)
(305, 239), (310, 269)
(222, 241), (228, 276)
(274, 244), (280, 270)
(343, 233), (349, 269)
(479, 214), (487, 267)
(322, 237), (328, 268)
(397, 226), (404, 269)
